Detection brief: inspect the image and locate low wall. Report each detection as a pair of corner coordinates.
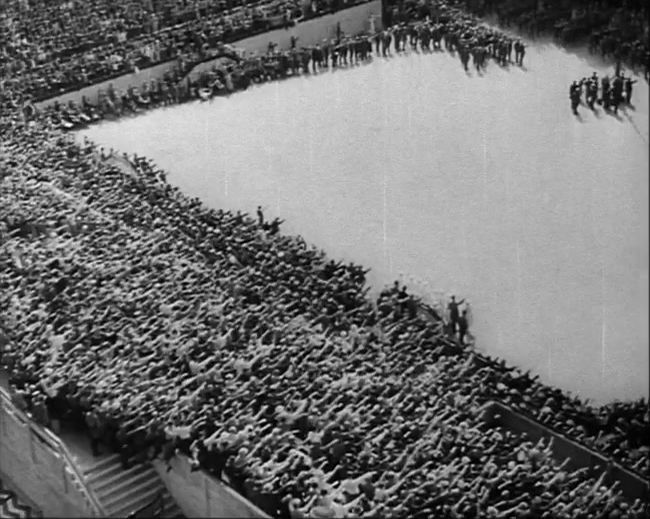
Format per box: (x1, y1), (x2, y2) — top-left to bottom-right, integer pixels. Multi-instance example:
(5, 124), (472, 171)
(0, 389), (103, 518)
(483, 402), (650, 501)
(36, 1), (381, 109)
(153, 456), (270, 518)
(186, 0), (381, 82)
(34, 59), (183, 110)
(221, 0), (381, 55)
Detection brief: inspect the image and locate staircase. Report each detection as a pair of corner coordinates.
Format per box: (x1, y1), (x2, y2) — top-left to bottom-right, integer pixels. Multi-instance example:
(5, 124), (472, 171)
(0, 479), (40, 519)
(83, 455), (183, 518)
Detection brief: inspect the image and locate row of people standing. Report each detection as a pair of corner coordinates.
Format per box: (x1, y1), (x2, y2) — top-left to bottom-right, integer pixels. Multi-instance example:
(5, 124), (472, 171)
(40, 19), (530, 132)
(373, 19), (525, 72)
(569, 72), (637, 116)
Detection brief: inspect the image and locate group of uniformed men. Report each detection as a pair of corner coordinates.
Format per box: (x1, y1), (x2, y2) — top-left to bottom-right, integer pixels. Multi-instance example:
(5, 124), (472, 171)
(569, 72), (638, 115)
(371, 20), (525, 72)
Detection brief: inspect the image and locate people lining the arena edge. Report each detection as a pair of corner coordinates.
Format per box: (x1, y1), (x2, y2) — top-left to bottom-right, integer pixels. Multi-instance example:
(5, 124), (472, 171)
(1, 1), (649, 518)
(2, 0), (647, 109)
(29, 2), (537, 133)
(16, 0), (647, 131)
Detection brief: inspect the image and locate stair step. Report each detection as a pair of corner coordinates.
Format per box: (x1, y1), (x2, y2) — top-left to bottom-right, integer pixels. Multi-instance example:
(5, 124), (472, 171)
(87, 463), (126, 486)
(83, 454), (121, 477)
(162, 495), (181, 512)
(108, 484), (165, 518)
(157, 495), (180, 519)
(103, 476), (162, 513)
(93, 464), (156, 498)
(161, 505), (184, 519)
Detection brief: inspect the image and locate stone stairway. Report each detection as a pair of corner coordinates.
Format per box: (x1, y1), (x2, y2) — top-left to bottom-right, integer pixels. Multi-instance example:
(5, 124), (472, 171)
(82, 454), (183, 518)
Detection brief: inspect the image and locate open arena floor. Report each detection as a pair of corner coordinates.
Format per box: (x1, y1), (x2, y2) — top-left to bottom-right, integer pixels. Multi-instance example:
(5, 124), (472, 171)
(80, 36), (649, 405)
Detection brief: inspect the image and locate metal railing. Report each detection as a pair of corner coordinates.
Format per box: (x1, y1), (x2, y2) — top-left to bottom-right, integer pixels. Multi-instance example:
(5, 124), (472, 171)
(0, 386), (106, 517)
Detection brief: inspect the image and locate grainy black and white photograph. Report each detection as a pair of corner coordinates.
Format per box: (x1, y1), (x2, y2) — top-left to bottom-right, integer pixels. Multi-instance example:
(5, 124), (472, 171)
(0, 0), (648, 517)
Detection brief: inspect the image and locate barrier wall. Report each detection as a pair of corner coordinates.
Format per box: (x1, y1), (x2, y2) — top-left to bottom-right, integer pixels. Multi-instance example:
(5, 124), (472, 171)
(35, 0), (381, 108)
(34, 59), (184, 110)
(0, 388), (104, 518)
(483, 402), (650, 501)
(188, 0), (382, 81)
(153, 456), (270, 518)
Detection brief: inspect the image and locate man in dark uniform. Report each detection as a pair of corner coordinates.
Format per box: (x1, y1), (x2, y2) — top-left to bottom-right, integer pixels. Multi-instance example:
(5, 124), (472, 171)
(347, 38), (355, 65)
(447, 295), (465, 336)
(373, 31), (381, 55)
(514, 40), (521, 64)
(624, 76), (637, 104)
(322, 39), (330, 68)
(600, 75), (611, 110)
(382, 30), (392, 57)
(457, 309), (469, 345)
(459, 45), (470, 71)
(85, 409), (104, 456)
(570, 81), (581, 115)
(611, 74), (623, 114)
(332, 44), (339, 67)
(586, 77), (598, 110)
(257, 206), (264, 226)
(312, 45), (322, 72)
(301, 48), (311, 73)
(339, 40), (348, 65)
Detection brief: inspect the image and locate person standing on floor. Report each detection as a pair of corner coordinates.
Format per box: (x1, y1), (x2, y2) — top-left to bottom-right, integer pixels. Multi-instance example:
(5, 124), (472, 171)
(624, 76), (637, 104)
(447, 295), (465, 336)
(457, 309), (469, 345)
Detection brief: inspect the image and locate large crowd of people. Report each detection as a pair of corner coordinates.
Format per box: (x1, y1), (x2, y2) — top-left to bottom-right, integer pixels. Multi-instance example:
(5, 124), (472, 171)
(1, 127), (648, 517)
(384, 0), (649, 78)
(1, 0), (370, 103)
(32, 2), (534, 133)
(1, 1), (649, 518)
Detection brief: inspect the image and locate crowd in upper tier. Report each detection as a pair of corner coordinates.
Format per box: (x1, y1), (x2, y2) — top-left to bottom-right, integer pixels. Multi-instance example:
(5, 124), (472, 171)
(1, 1), (649, 518)
(30, 2), (534, 132)
(2, 0), (648, 107)
(1, 0), (368, 102)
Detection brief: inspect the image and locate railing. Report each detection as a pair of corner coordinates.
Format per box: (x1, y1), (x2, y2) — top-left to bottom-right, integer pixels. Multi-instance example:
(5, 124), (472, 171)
(0, 385), (105, 517)
(482, 401), (650, 501)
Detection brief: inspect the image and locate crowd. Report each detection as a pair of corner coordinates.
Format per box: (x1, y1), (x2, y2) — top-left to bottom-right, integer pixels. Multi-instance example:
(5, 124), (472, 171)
(384, 0), (649, 79)
(1, 1), (649, 518)
(34, 3), (532, 132)
(1, 0), (371, 103)
(569, 70), (637, 115)
(1, 114), (649, 518)
(485, 0), (649, 78)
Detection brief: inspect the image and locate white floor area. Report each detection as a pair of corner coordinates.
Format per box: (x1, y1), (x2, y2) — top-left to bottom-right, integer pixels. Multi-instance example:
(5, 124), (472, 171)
(80, 38), (649, 405)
